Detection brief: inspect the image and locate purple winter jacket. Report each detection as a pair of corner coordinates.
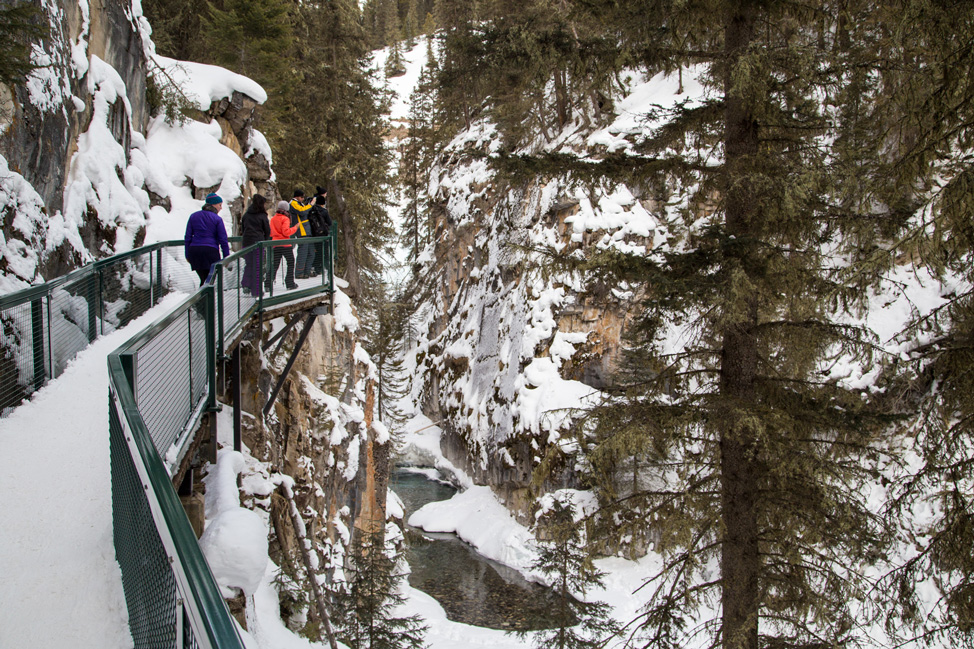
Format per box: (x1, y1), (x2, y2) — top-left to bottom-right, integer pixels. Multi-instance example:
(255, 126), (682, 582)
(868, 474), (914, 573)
(184, 205), (230, 258)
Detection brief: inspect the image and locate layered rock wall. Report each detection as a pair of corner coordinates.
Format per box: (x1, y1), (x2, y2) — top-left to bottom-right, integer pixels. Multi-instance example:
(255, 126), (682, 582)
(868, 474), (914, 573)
(410, 143), (648, 523)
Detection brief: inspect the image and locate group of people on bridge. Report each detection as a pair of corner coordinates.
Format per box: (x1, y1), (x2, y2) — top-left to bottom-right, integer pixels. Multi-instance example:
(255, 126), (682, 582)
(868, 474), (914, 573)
(183, 187), (333, 293)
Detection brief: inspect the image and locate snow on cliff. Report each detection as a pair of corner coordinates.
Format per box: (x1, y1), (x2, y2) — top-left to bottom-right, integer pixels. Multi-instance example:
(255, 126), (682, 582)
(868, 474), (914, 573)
(0, 23), (267, 291)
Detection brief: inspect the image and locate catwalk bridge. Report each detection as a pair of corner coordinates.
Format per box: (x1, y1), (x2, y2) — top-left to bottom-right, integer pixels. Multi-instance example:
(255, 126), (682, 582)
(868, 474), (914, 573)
(0, 231), (337, 648)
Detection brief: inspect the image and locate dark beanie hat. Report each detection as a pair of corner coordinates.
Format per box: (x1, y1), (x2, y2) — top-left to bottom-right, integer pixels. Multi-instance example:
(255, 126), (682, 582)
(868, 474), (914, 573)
(205, 193), (223, 205)
(315, 194), (326, 205)
(316, 185), (327, 196)
(293, 188), (305, 198)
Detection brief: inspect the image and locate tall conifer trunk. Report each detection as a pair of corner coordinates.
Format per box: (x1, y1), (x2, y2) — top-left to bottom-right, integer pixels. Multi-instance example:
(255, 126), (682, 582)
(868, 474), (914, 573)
(720, 3), (760, 649)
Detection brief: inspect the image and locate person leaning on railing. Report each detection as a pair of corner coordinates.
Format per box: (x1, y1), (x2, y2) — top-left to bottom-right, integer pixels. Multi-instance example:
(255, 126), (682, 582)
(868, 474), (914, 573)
(307, 190), (331, 278)
(267, 200), (299, 291)
(184, 193), (230, 285)
(240, 194), (271, 297)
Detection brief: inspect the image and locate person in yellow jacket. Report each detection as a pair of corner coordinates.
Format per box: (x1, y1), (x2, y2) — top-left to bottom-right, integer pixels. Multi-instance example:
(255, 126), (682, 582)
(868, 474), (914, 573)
(289, 188), (316, 279)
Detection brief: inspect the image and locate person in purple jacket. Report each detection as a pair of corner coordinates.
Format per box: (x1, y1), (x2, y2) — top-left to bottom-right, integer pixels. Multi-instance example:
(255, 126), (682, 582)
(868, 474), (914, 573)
(184, 193), (230, 285)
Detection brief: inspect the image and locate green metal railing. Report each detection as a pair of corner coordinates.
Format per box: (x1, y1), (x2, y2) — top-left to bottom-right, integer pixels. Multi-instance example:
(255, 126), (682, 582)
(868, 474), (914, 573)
(215, 236), (334, 358)
(109, 288), (227, 649)
(0, 241), (198, 416)
(0, 227), (337, 417)
(106, 228), (334, 648)
(1, 223), (336, 648)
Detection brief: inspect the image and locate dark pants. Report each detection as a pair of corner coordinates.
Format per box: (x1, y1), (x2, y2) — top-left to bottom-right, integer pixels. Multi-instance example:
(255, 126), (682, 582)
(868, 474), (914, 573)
(295, 239), (314, 278)
(242, 247), (263, 294)
(267, 246), (295, 289)
(186, 245), (221, 285)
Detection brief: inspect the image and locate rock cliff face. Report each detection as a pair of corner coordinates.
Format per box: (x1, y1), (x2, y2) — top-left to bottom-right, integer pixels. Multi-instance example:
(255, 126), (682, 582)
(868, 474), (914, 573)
(0, 0), (152, 278)
(227, 306), (387, 634)
(410, 139), (650, 523)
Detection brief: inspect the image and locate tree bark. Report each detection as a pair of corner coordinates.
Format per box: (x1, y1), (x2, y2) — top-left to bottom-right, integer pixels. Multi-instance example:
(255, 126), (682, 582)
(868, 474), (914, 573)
(326, 175), (363, 300)
(720, 2), (761, 649)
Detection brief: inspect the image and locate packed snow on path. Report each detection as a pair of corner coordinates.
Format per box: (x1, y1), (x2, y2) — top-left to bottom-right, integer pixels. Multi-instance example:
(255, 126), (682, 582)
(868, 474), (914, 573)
(0, 292), (192, 649)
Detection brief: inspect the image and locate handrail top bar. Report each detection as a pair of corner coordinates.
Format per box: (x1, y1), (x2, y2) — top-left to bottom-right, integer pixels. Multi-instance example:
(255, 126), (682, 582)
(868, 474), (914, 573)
(220, 235), (334, 264)
(0, 232), (336, 311)
(0, 239), (185, 311)
(112, 286), (213, 358)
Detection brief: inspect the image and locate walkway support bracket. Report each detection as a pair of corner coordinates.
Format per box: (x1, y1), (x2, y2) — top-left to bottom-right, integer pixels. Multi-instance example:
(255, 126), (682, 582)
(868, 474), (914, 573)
(262, 310), (322, 417)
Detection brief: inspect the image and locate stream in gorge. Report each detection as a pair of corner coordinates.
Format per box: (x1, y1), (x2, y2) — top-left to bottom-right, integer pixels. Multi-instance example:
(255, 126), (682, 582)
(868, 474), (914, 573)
(391, 467), (573, 631)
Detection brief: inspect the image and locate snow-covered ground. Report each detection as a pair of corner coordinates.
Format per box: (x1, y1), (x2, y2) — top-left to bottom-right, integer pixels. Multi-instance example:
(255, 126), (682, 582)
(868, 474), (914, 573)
(0, 294), (189, 649)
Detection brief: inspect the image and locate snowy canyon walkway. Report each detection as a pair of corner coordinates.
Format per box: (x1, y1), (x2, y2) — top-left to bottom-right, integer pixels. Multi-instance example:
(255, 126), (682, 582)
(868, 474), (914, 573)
(0, 295), (185, 649)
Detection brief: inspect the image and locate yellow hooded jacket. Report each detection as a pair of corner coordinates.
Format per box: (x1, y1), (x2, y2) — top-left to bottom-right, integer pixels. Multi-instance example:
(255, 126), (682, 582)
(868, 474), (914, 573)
(290, 198), (312, 236)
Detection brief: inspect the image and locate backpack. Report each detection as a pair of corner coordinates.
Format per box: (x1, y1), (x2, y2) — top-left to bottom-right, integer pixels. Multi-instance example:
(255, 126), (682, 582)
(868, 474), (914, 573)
(308, 205), (328, 237)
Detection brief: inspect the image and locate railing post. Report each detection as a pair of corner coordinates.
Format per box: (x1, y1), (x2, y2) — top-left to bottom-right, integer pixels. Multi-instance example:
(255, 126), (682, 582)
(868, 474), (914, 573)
(216, 266), (225, 362)
(46, 293), (53, 379)
(232, 344), (241, 453)
(87, 271), (98, 343)
(206, 286), (216, 413)
(258, 244), (265, 311)
(187, 308), (193, 412)
(205, 286), (218, 466)
(30, 296), (45, 391)
(98, 267), (105, 337)
(175, 600), (185, 649)
(155, 248), (164, 305)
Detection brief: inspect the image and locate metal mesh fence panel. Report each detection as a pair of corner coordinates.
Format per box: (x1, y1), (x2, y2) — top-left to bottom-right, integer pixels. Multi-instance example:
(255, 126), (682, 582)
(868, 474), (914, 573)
(110, 396), (180, 649)
(49, 270), (99, 372)
(217, 251), (257, 348)
(132, 304), (210, 460)
(101, 251), (159, 332)
(0, 297), (46, 415)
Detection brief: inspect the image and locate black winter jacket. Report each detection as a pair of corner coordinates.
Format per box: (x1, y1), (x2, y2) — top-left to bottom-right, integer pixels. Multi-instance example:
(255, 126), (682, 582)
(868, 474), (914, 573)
(308, 205), (332, 237)
(240, 205), (271, 247)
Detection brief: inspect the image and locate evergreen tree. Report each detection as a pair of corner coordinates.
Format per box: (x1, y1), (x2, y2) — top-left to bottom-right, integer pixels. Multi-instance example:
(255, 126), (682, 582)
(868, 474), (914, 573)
(513, 497), (618, 649)
(334, 528), (427, 649)
(399, 54), (439, 261)
(484, 2), (904, 648)
(362, 0), (381, 49)
(142, 0), (211, 61)
(272, 0), (395, 303)
(420, 10), (435, 37)
(432, 0), (482, 132)
(476, 0), (613, 147)
(854, 2), (974, 645)
(385, 40), (407, 78)
(402, 0), (419, 47)
(381, 0), (400, 47)
(0, 2), (45, 86)
(201, 0), (293, 86)
(370, 279), (411, 429)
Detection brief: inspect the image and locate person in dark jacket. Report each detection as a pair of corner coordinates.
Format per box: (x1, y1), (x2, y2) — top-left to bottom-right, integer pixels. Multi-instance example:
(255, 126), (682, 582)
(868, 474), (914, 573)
(184, 193), (230, 285)
(308, 192), (332, 277)
(267, 200), (299, 291)
(240, 194), (271, 295)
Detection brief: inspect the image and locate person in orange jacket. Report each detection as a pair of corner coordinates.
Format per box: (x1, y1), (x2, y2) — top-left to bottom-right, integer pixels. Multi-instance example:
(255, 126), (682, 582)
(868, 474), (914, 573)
(267, 200), (299, 290)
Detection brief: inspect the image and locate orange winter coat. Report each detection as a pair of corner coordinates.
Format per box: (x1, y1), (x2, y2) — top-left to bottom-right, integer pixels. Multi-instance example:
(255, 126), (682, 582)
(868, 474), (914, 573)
(270, 211), (298, 247)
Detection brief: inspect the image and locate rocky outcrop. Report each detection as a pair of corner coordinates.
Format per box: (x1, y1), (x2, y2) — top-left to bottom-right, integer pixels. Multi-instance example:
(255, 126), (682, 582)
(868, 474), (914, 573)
(229, 308), (388, 636)
(410, 141), (650, 524)
(0, 0), (153, 278)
